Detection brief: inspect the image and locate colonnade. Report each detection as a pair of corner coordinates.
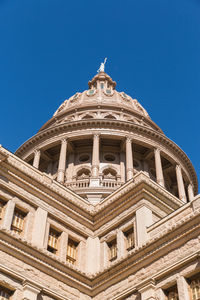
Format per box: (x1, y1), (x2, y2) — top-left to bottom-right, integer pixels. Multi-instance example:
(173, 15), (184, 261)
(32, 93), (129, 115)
(32, 135), (194, 202)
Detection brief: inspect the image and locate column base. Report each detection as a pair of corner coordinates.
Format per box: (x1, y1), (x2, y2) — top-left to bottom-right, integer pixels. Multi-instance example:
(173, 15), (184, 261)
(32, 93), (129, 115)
(89, 178), (100, 187)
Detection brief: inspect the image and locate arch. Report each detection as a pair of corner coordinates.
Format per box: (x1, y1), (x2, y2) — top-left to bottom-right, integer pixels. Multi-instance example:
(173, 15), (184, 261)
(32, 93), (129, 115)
(104, 114), (117, 120)
(76, 166), (91, 180)
(81, 114), (94, 120)
(102, 167), (118, 181)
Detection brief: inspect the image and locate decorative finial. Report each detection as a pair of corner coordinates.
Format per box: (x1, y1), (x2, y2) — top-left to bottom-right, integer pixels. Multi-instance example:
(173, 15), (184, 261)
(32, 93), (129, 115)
(97, 58), (107, 73)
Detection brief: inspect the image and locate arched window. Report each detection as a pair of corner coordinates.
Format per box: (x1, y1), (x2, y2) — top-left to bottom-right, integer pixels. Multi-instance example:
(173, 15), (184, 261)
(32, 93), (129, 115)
(77, 168), (91, 180)
(102, 168), (117, 181)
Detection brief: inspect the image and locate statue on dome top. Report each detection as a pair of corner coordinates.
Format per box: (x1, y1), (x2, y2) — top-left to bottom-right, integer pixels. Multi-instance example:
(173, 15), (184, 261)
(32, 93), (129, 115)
(97, 57), (107, 73)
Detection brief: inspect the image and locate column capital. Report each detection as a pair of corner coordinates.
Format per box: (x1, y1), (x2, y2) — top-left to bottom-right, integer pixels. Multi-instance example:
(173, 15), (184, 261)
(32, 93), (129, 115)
(154, 147), (161, 154)
(126, 136), (132, 143)
(176, 164), (181, 171)
(34, 149), (40, 155)
(22, 280), (41, 300)
(61, 138), (67, 144)
(138, 279), (155, 292)
(93, 133), (100, 139)
(188, 182), (194, 188)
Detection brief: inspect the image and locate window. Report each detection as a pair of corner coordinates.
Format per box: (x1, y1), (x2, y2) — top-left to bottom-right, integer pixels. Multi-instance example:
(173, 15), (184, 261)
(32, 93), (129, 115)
(106, 89), (111, 94)
(88, 89), (94, 95)
(165, 286), (179, 300)
(190, 275), (200, 300)
(11, 208), (26, 235)
(124, 228), (134, 251)
(0, 200), (6, 220)
(67, 238), (78, 265)
(0, 287), (12, 299)
(108, 239), (117, 261)
(100, 83), (104, 89)
(167, 291), (179, 300)
(47, 228), (60, 254)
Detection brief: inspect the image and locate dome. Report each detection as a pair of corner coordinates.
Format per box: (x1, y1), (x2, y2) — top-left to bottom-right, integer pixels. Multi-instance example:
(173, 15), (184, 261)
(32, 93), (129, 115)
(15, 71), (198, 203)
(40, 71), (162, 133)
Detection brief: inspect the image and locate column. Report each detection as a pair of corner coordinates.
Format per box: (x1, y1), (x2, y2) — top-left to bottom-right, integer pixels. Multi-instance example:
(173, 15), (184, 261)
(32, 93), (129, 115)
(154, 148), (165, 187)
(176, 165), (187, 202)
(117, 229), (126, 259)
(120, 151), (125, 183)
(126, 137), (134, 180)
(177, 275), (190, 300)
(136, 206), (153, 246)
(188, 183), (194, 201)
(57, 139), (67, 183)
(31, 207), (48, 248)
(33, 149), (41, 169)
(23, 281), (41, 300)
(67, 153), (74, 182)
(2, 199), (15, 230)
(91, 134), (100, 178)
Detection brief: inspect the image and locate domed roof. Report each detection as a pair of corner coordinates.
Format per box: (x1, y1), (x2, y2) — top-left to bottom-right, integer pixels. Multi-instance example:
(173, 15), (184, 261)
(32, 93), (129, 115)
(40, 71), (162, 133)
(54, 72), (149, 118)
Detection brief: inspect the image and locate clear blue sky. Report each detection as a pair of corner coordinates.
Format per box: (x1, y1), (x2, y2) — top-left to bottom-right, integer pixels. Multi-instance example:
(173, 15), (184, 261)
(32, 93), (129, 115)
(0, 0), (199, 184)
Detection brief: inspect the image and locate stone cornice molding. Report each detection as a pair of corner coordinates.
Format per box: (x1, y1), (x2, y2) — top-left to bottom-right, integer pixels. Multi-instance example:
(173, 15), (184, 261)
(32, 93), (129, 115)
(15, 120), (198, 193)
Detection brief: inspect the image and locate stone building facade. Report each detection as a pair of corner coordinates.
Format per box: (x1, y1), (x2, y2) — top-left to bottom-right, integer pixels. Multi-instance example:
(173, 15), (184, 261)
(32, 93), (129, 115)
(0, 71), (199, 299)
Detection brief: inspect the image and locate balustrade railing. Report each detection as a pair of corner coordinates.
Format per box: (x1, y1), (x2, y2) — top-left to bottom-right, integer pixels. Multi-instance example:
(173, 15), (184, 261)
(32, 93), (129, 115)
(65, 180), (123, 190)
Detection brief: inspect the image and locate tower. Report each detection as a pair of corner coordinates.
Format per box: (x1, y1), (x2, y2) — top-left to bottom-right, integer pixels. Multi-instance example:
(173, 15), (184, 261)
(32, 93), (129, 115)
(0, 70), (199, 299)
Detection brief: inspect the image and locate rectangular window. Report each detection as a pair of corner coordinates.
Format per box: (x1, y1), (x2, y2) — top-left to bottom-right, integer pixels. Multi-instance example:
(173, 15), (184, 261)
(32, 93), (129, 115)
(165, 286), (179, 300)
(124, 228), (134, 251)
(47, 228), (60, 254)
(100, 83), (104, 89)
(11, 208), (26, 235)
(67, 238), (78, 265)
(108, 239), (117, 261)
(190, 275), (200, 300)
(0, 286), (12, 299)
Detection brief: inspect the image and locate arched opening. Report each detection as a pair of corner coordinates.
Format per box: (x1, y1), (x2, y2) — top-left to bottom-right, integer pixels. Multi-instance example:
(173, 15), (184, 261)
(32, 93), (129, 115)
(82, 115), (93, 119)
(104, 114), (116, 120)
(77, 168), (91, 180)
(102, 168), (118, 188)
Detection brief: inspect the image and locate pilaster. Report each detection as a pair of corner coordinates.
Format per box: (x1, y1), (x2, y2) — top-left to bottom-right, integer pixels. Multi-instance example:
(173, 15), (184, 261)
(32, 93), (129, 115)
(2, 199), (15, 230)
(136, 206), (153, 246)
(31, 207), (48, 248)
(177, 275), (190, 300)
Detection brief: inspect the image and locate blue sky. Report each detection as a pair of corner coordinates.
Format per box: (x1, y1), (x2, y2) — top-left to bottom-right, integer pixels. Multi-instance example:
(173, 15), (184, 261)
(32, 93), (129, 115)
(0, 0), (200, 184)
